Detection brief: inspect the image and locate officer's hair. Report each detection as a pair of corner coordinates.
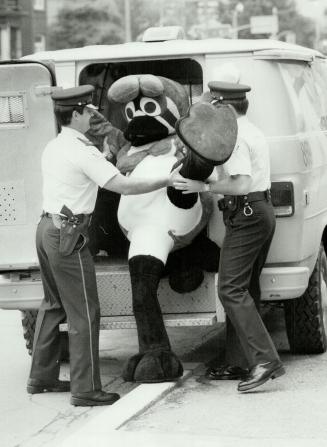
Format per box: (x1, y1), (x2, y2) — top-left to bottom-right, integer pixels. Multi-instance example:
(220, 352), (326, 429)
(221, 98), (249, 115)
(54, 105), (85, 126)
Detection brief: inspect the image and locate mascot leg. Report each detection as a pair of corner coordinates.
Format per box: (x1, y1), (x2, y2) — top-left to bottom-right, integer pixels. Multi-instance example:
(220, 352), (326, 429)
(123, 255), (183, 383)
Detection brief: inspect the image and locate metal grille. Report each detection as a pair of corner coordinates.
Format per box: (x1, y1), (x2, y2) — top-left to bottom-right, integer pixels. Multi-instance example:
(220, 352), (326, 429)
(0, 181), (26, 225)
(0, 95), (25, 125)
(96, 265), (216, 316)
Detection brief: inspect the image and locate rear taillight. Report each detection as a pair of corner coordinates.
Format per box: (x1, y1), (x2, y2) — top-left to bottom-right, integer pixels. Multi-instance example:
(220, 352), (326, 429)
(271, 182), (294, 217)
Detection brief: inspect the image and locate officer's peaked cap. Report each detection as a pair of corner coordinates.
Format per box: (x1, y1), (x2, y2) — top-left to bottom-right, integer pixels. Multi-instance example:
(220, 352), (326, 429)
(51, 85), (96, 107)
(208, 81), (251, 101)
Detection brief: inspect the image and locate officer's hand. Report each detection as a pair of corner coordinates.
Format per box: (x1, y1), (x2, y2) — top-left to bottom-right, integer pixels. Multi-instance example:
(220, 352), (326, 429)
(173, 178), (207, 193)
(167, 164), (183, 187)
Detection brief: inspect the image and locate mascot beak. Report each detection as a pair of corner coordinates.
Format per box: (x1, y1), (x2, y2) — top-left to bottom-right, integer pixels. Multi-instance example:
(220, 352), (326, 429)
(124, 115), (169, 146)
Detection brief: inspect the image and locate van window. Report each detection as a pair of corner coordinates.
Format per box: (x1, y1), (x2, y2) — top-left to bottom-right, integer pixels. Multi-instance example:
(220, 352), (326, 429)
(79, 59), (203, 121)
(311, 60), (327, 132)
(278, 61), (327, 133)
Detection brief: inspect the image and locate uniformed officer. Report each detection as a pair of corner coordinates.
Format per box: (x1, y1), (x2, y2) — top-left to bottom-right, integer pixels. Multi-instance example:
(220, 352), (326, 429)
(27, 85), (183, 406)
(173, 81), (285, 392)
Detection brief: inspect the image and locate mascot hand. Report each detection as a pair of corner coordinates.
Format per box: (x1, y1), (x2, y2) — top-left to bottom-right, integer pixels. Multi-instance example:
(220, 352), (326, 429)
(148, 135), (174, 157)
(147, 135), (187, 158)
(174, 136), (188, 160)
(103, 136), (115, 162)
(116, 149), (148, 174)
(86, 109), (129, 159)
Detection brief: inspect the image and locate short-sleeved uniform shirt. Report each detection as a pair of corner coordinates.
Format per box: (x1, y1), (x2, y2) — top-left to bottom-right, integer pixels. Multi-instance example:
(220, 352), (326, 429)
(222, 115), (271, 192)
(42, 127), (119, 214)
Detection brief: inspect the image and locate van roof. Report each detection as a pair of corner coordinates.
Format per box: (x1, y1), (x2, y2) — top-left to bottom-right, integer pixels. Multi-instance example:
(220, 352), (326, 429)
(22, 37), (324, 63)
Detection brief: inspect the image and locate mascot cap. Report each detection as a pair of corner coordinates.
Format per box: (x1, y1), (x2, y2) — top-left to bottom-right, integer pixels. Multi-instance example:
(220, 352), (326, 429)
(51, 85), (97, 108)
(208, 81), (251, 101)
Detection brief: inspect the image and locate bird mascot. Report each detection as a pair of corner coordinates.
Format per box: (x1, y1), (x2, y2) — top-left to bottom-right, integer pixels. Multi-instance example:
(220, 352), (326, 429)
(105, 74), (237, 383)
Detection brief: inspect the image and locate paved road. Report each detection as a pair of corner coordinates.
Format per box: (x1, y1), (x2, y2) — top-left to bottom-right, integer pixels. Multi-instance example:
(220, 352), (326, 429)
(1, 306), (327, 447)
(0, 309), (216, 447)
(122, 307), (327, 446)
(0, 309), (139, 447)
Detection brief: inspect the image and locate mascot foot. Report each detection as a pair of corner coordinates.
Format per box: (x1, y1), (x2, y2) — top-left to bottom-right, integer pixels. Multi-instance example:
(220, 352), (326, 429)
(122, 350), (183, 383)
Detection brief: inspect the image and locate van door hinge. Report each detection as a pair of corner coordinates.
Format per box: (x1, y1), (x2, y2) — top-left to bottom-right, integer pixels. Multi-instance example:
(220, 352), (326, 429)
(33, 85), (62, 97)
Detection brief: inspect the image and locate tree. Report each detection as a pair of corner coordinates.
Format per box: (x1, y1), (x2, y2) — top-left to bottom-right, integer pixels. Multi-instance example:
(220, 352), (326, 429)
(129, 0), (161, 41)
(48, 0), (124, 50)
(218, 0), (316, 48)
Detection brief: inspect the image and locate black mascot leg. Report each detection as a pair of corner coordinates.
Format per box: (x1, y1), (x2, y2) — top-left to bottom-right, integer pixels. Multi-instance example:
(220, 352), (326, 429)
(167, 151), (215, 209)
(123, 255), (183, 383)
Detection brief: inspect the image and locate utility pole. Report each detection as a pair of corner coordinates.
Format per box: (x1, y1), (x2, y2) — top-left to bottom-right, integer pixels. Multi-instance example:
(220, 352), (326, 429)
(124, 0), (132, 42)
(231, 2), (244, 39)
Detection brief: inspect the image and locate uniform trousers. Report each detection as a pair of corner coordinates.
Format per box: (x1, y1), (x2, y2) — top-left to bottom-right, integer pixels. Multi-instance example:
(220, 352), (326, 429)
(218, 198), (280, 369)
(29, 215), (102, 394)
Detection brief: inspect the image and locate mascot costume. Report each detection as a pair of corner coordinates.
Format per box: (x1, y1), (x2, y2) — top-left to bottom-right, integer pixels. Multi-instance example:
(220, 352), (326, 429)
(104, 74), (238, 383)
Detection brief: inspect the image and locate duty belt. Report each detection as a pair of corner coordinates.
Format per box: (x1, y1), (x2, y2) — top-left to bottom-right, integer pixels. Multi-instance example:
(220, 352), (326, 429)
(41, 211), (92, 225)
(218, 190), (271, 217)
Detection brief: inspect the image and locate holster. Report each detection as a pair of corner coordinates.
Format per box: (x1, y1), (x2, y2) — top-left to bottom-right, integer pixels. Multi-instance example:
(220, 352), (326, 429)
(218, 196), (238, 212)
(58, 207), (90, 256)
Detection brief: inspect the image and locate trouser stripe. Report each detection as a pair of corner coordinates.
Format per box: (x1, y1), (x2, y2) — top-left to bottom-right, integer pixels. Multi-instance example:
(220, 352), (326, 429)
(78, 251), (95, 390)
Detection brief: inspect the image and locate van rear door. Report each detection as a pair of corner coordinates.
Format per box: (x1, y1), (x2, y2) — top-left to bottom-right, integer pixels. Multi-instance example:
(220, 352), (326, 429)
(0, 62), (56, 269)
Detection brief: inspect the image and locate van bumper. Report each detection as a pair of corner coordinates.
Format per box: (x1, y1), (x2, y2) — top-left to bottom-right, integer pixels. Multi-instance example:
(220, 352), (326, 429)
(260, 266), (310, 301)
(0, 272), (42, 309)
(0, 266), (310, 311)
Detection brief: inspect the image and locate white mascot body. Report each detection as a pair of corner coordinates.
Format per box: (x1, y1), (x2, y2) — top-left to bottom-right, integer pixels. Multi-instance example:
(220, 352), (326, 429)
(118, 142), (203, 262)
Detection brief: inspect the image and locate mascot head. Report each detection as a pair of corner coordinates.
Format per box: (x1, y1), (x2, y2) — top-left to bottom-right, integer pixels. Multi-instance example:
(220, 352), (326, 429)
(107, 74), (189, 146)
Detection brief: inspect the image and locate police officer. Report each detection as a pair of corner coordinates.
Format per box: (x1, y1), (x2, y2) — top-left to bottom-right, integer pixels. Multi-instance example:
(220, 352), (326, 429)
(27, 85), (182, 406)
(173, 81), (285, 392)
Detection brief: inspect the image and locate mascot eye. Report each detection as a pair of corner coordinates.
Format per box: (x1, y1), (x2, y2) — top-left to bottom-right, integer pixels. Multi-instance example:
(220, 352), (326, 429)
(140, 97), (161, 116)
(125, 102), (136, 121)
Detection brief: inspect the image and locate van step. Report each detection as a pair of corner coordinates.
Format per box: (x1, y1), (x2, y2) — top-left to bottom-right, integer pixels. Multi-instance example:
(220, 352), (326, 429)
(59, 313), (217, 330)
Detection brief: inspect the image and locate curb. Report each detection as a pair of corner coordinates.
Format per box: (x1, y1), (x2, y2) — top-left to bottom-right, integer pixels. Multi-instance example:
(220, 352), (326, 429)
(61, 431), (327, 447)
(60, 363), (199, 447)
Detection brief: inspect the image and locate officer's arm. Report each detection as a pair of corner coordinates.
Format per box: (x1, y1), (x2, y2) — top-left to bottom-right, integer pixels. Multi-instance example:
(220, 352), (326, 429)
(173, 174), (251, 195)
(103, 165), (183, 195)
(209, 174), (251, 195)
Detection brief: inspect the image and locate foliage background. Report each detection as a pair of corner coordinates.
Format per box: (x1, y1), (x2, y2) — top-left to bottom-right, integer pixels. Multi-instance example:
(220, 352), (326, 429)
(47, 0), (317, 50)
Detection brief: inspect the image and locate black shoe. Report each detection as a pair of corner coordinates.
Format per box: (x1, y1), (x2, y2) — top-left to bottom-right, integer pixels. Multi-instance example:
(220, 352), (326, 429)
(238, 360), (285, 392)
(27, 378), (70, 394)
(206, 365), (248, 380)
(70, 390), (120, 407)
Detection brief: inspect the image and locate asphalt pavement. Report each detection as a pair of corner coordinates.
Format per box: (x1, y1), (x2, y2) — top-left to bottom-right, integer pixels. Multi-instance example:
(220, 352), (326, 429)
(2, 306), (327, 447)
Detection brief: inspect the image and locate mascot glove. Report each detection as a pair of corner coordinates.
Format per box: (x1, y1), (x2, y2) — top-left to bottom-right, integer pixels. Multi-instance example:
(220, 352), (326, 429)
(116, 150), (148, 173)
(148, 135), (175, 157)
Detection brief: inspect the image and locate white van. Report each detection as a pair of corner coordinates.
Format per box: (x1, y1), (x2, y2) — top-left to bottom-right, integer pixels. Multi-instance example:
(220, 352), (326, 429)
(1, 28), (327, 356)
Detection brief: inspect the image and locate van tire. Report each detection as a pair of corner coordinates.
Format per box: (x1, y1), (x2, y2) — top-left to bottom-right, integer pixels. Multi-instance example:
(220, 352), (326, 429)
(21, 310), (70, 361)
(284, 245), (327, 354)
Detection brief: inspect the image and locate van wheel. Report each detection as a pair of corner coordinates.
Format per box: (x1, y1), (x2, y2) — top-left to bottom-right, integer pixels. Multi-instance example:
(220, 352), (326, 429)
(284, 245), (327, 354)
(20, 310), (70, 361)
